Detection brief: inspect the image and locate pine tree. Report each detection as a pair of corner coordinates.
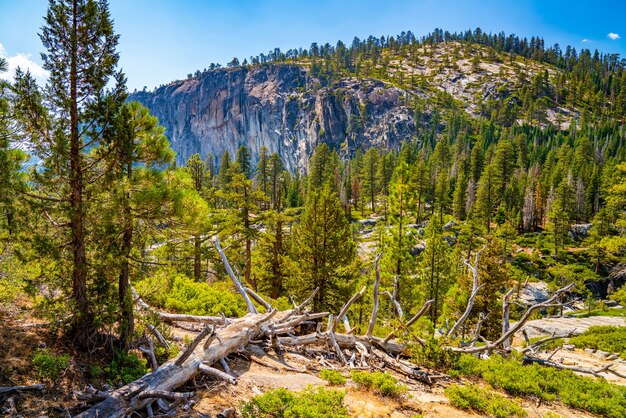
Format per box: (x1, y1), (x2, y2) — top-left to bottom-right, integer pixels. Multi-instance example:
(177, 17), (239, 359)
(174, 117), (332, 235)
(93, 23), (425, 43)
(269, 153), (285, 211)
(0, 62), (27, 234)
(16, 0), (127, 347)
(382, 160), (416, 303)
(218, 150), (232, 191)
(253, 210), (295, 298)
(105, 101), (175, 348)
(361, 148), (379, 212)
(186, 153), (207, 280)
(236, 145), (253, 179)
(290, 187), (359, 311)
(415, 215), (453, 326)
(256, 146), (270, 209)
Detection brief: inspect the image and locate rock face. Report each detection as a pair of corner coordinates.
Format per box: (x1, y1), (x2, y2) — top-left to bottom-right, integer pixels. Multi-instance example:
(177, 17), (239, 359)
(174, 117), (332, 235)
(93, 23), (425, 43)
(130, 65), (417, 171)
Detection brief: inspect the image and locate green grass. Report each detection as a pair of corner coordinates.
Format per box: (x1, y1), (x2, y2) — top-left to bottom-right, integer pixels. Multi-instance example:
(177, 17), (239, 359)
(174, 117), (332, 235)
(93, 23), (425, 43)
(240, 386), (348, 418)
(569, 326), (626, 359)
(571, 308), (626, 318)
(451, 353), (626, 417)
(445, 384), (526, 418)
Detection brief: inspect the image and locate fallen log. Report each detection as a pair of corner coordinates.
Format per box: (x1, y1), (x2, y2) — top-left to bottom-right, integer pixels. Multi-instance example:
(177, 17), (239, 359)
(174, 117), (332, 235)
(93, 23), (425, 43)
(0, 384), (45, 399)
(76, 311), (276, 418)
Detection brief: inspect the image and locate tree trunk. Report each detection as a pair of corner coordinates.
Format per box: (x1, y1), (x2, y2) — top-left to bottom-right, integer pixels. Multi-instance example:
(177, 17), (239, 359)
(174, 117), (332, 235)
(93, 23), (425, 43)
(119, 189), (134, 350)
(69, 0), (91, 348)
(193, 234), (201, 280)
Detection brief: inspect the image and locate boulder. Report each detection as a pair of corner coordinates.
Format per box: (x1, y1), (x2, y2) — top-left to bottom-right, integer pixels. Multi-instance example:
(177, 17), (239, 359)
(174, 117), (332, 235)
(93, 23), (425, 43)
(563, 344), (576, 351)
(593, 350), (610, 359)
(583, 348), (596, 354)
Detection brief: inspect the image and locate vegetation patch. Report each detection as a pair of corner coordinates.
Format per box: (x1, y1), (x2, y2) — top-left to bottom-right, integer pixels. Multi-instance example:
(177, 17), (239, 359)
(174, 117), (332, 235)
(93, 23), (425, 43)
(452, 354), (626, 417)
(31, 348), (70, 382)
(569, 326), (626, 358)
(240, 386), (348, 418)
(350, 370), (407, 398)
(320, 369), (347, 385)
(445, 383), (526, 418)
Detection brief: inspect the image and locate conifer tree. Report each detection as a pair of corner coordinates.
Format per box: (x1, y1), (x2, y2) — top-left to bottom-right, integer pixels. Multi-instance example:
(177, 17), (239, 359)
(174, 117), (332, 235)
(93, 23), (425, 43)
(415, 215), (453, 326)
(290, 186), (359, 311)
(382, 160), (416, 303)
(16, 0), (126, 347)
(236, 145), (253, 179)
(186, 153), (207, 280)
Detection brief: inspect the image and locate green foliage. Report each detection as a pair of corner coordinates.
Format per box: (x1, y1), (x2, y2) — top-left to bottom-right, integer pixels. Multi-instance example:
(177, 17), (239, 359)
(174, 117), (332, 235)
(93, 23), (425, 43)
(411, 338), (460, 371)
(105, 350), (147, 386)
(452, 354), (626, 417)
(569, 326), (626, 358)
(135, 272), (247, 317)
(290, 186), (360, 312)
(320, 369), (346, 385)
(445, 384), (527, 418)
(240, 386), (347, 418)
(350, 370), (407, 398)
(31, 349), (70, 381)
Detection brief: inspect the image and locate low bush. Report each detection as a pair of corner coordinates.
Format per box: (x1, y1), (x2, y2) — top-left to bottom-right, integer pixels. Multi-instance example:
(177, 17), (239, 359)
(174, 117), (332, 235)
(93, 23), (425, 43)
(105, 350), (147, 386)
(350, 370), (407, 398)
(320, 369), (346, 385)
(445, 384), (526, 418)
(31, 349), (70, 381)
(411, 337), (460, 371)
(240, 386), (347, 418)
(569, 326), (626, 358)
(452, 353), (626, 417)
(136, 272), (247, 317)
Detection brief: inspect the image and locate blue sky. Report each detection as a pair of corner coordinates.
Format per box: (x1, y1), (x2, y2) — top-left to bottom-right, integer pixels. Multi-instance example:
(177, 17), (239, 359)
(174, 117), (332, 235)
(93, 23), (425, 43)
(1, 0), (625, 91)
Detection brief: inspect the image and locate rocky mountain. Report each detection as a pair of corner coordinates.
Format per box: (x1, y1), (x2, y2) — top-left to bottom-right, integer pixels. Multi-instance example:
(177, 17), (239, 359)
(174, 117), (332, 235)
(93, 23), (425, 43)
(131, 65), (415, 171)
(130, 42), (578, 171)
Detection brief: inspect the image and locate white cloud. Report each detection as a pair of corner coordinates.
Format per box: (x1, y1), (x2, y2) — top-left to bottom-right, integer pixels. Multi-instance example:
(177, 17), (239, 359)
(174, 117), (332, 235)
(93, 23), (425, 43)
(608, 32), (621, 40)
(582, 38), (591, 43)
(0, 42), (48, 84)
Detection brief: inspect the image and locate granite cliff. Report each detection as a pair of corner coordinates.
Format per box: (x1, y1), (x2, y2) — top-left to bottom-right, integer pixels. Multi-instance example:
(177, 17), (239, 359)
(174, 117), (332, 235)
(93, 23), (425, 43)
(130, 65), (416, 171)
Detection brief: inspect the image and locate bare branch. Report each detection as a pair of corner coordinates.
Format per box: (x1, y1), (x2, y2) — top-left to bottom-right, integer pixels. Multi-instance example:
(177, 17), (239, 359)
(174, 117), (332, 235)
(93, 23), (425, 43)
(245, 287), (272, 312)
(215, 237), (257, 314)
(333, 286), (366, 332)
(175, 325), (213, 366)
(448, 282), (576, 353)
(366, 254), (382, 338)
(198, 364), (237, 385)
(384, 299), (434, 344)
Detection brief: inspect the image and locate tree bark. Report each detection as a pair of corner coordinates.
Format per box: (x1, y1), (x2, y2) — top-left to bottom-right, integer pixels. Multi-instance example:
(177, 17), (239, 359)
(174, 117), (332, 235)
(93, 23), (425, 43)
(69, 0), (92, 348)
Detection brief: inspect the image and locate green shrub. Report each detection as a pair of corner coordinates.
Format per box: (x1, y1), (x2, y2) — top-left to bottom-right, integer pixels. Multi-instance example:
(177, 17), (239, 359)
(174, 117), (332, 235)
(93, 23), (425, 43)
(411, 338), (460, 371)
(445, 384), (527, 418)
(350, 370), (407, 398)
(240, 386), (347, 418)
(320, 369), (346, 386)
(32, 349), (70, 381)
(569, 326), (626, 358)
(451, 354), (626, 417)
(136, 272), (247, 317)
(105, 350), (147, 385)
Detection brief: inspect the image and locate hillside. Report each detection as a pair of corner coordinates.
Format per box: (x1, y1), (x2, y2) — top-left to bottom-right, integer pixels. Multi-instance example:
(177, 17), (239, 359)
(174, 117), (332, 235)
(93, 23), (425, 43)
(131, 32), (625, 168)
